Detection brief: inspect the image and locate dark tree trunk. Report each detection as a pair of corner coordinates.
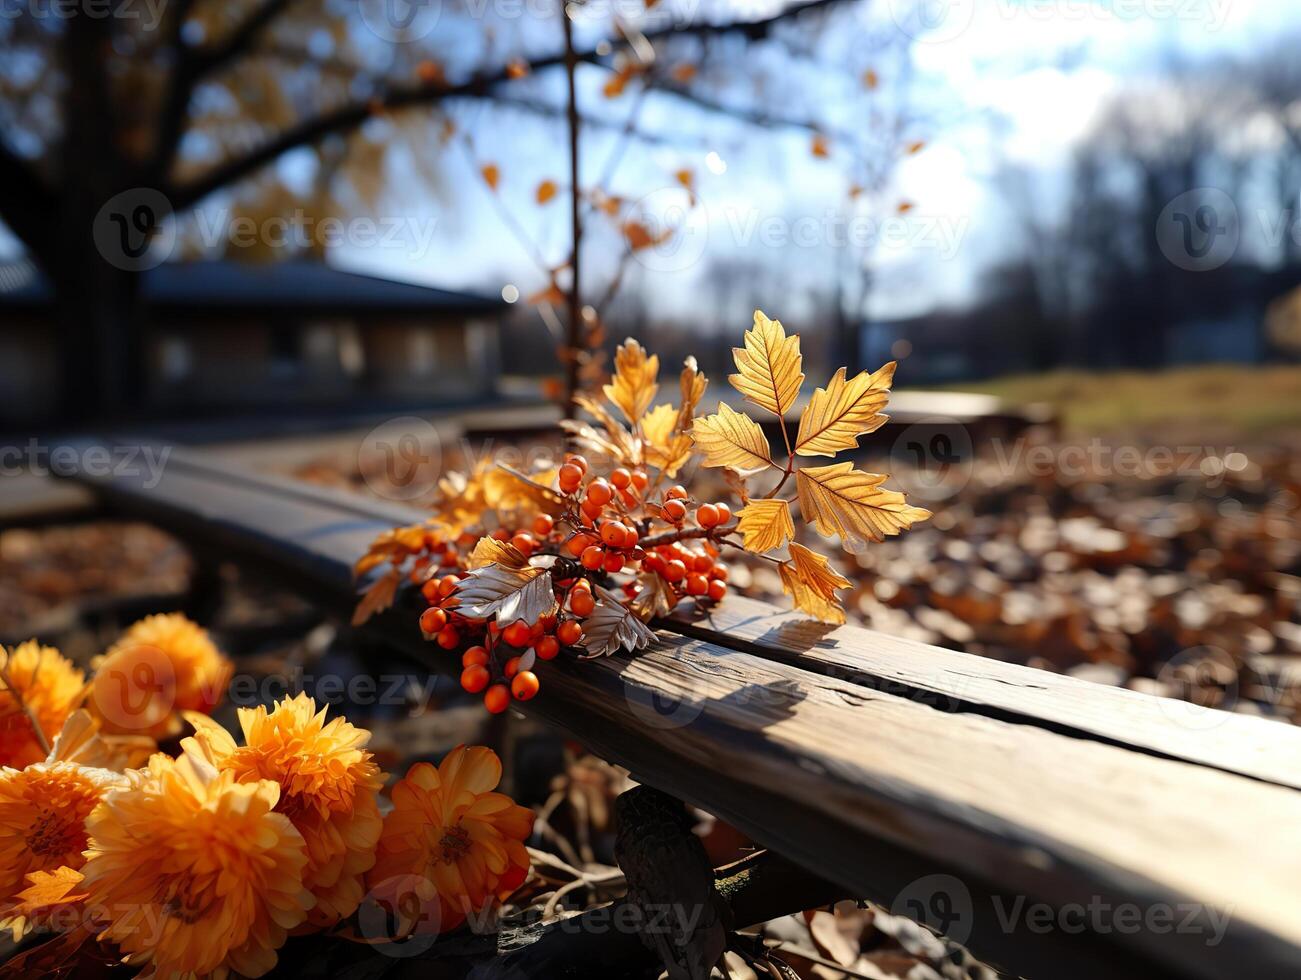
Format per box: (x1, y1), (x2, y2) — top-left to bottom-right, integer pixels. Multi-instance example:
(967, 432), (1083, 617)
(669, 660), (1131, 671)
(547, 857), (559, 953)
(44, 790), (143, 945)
(54, 6), (146, 425)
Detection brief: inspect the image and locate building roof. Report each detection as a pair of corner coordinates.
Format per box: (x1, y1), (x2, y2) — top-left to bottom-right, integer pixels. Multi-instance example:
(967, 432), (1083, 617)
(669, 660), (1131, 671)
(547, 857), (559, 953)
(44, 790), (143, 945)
(0, 259), (506, 317)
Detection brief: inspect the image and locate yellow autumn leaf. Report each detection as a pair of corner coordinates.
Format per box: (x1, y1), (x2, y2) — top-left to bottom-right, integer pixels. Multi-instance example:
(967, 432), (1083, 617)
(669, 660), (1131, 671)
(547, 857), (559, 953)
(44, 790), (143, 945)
(481, 163), (500, 190)
(797, 462), (931, 550)
(779, 543), (850, 624)
(795, 362), (895, 457)
(735, 499), (794, 554)
(468, 536), (528, 570)
(352, 568), (400, 627)
(642, 403), (677, 448)
(679, 355), (707, 426)
(729, 310), (804, 419)
(691, 403), (773, 472)
(536, 179), (558, 204)
(603, 338), (660, 424)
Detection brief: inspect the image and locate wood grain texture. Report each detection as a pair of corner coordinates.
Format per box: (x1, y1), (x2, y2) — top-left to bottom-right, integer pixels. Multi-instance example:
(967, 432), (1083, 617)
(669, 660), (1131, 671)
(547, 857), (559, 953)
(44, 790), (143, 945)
(664, 596), (1301, 791)
(58, 442), (1301, 980)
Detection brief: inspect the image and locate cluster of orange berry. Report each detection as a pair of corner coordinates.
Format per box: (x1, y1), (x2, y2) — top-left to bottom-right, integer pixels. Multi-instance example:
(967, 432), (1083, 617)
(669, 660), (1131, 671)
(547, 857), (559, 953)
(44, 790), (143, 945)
(416, 528), (586, 715)
(410, 453), (738, 713)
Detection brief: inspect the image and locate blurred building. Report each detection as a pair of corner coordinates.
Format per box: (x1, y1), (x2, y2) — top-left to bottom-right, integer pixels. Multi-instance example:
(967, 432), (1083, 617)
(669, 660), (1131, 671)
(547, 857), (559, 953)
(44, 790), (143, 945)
(0, 259), (505, 427)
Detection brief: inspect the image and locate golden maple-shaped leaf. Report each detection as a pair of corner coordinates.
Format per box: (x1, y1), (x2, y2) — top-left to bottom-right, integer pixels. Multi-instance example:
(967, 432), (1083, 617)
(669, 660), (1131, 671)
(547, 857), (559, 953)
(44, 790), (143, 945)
(603, 338), (660, 425)
(468, 536), (528, 570)
(678, 355), (707, 427)
(352, 568), (401, 626)
(453, 565), (558, 625)
(691, 403), (773, 472)
(779, 543), (851, 624)
(485, 465), (565, 516)
(797, 462), (931, 550)
(729, 310), (804, 418)
(795, 362), (895, 457)
(435, 465), (491, 535)
(580, 587), (657, 658)
(641, 403), (677, 447)
(571, 391), (641, 465)
(643, 403), (693, 477)
(735, 499), (795, 553)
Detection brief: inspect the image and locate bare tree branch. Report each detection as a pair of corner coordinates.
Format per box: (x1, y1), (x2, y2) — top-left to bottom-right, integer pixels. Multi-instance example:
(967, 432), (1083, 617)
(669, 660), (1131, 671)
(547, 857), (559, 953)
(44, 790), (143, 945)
(169, 0), (856, 209)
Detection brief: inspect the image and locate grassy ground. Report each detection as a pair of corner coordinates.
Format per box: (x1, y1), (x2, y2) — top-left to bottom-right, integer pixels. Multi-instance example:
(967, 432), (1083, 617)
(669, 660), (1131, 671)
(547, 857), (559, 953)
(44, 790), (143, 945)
(945, 363), (1301, 435)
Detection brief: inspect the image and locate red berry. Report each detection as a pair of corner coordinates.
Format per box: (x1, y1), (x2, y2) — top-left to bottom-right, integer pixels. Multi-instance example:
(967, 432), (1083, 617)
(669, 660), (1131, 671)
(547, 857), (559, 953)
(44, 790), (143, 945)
(557, 620), (583, 646)
(503, 620), (532, 647)
(461, 664), (490, 693)
(662, 499), (687, 522)
(511, 671), (540, 701)
(692, 553), (714, 573)
(504, 656), (521, 679)
(715, 502), (732, 524)
(484, 685), (511, 714)
(686, 573), (709, 596)
(533, 514), (555, 536)
(535, 635), (560, 660)
(711, 563), (729, 582)
(419, 607), (448, 634)
(696, 503), (720, 527)
(707, 579), (727, 601)
(558, 463), (583, 491)
(585, 480), (613, 507)
(421, 578), (441, 602)
(631, 470), (649, 491)
(601, 522), (629, 548)
(581, 545), (605, 570)
(666, 484), (688, 500)
(436, 625), (461, 649)
(566, 453), (589, 472)
(437, 575), (460, 598)
(571, 589), (596, 617)
(511, 532), (535, 556)
(663, 559), (687, 583)
(462, 646), (489, 668)
(491, 527), (511, 541)
(603, 552), (624, 574)
(565, 533), (592, 556)
(609, 467), (632, 489)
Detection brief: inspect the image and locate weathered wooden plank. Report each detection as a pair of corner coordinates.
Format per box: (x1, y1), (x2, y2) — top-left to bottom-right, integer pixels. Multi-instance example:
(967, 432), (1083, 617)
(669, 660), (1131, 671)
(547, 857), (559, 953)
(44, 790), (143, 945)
(665, 596), (1301, 791)
(57, 442), (1301, 979)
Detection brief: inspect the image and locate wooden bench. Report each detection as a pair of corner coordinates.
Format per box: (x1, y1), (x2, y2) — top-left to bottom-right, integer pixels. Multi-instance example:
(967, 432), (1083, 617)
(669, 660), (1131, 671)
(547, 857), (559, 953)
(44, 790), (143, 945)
(58, 440), (1301, 980)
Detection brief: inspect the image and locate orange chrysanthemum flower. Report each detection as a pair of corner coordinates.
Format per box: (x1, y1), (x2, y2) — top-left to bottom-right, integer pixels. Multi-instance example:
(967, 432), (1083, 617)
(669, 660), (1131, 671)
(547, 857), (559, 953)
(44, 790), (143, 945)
(0, 713), (127, 939)
(0, 641), (85, 769)
(88, 613), (232, 739)
(80, 753), (314, 979)
(368, 746), (533, 936)
(182, 694), (384, 926)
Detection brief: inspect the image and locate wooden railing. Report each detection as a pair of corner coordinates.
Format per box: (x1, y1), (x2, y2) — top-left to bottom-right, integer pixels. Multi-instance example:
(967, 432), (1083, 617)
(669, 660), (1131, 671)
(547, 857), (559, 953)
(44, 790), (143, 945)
(59, 440), (1301, 980)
